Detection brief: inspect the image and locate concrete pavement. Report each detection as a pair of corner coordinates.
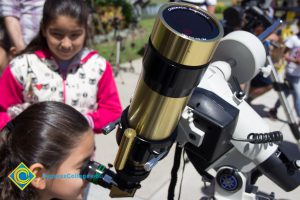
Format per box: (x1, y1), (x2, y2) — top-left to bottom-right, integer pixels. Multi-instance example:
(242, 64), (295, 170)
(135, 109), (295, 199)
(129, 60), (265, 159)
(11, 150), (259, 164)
(87, 58), (300, 200)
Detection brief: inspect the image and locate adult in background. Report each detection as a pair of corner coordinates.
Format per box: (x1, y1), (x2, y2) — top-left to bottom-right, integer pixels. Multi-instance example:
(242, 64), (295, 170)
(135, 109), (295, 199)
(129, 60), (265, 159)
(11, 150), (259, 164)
(269, 20), (300, 124)
(0, 19), (10, 74)
(0, 0), (45, 53)
(170, 0), (217, 14)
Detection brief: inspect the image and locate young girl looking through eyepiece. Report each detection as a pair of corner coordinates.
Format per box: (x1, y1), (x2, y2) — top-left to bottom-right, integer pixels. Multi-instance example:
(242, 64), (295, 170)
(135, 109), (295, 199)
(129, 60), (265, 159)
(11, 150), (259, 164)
(0, 101), (95, 200)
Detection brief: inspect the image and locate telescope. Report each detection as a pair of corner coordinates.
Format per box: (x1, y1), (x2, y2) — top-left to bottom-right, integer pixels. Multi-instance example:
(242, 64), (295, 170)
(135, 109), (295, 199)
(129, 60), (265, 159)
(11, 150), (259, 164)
(81, 2), (223, 197)
(81, 2), (300, 199)
(174, 26), (300, 199)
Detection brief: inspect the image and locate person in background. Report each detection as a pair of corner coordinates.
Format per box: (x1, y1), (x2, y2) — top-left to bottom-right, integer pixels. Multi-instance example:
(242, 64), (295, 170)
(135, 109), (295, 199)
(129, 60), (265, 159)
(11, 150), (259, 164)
(0, 19), (9, 74)
(0, 0), (45, 54)
(0, 101), (95, 200)
(170, 0), (217, 14)
(268, 20), (300, 124)
(0, 0), (122, 133)
(0, 40), (9, 74)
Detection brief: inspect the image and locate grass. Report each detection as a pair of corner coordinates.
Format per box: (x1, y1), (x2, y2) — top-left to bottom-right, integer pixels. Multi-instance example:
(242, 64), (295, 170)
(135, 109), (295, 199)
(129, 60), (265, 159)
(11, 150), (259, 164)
(149, 0), (164, 4)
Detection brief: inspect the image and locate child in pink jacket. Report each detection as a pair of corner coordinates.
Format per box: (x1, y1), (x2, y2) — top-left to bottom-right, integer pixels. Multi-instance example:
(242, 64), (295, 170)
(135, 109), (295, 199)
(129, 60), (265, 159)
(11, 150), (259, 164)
(0, 0), (122, 133)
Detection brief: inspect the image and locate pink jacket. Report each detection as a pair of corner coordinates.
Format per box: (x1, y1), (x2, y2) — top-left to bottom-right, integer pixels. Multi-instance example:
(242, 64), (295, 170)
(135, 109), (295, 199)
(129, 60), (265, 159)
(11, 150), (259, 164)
(0, 48), (122, 133)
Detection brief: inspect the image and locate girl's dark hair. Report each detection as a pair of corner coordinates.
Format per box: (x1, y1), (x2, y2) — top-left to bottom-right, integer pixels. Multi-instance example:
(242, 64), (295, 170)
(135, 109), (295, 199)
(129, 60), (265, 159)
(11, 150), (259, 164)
(21, 0), (89, 54)
(0, 101), (91, 200)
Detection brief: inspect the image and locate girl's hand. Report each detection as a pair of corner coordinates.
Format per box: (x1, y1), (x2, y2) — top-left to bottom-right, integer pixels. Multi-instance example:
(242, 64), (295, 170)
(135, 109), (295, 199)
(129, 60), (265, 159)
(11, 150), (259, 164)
(7, 103), (31, 118)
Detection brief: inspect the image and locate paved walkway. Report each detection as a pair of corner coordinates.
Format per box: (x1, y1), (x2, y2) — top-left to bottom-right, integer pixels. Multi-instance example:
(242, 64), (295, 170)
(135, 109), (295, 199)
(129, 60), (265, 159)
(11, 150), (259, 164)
(87, 58), (300, 200)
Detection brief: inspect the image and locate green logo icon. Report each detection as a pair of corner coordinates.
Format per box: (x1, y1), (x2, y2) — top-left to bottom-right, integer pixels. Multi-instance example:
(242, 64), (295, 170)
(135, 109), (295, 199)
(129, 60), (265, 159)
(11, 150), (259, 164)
(8, 162), (36, 190)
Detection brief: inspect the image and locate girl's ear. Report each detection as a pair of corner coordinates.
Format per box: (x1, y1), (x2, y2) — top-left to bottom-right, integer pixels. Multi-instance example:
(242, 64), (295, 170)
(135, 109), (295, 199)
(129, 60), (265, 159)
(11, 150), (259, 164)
(29, 163), (47, 190)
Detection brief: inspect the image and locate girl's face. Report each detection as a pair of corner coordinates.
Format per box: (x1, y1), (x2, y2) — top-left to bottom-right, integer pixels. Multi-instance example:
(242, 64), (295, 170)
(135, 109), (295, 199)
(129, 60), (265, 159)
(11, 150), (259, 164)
(43, 15), (86, 61)
(44, 129), (94, 200)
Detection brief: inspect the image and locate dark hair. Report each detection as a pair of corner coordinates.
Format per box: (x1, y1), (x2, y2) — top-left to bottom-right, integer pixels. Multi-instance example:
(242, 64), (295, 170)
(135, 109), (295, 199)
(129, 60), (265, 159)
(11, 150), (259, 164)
(0, 19), (11, 51)
(0, 101), (91, 200)
(21, 0), (89, 54)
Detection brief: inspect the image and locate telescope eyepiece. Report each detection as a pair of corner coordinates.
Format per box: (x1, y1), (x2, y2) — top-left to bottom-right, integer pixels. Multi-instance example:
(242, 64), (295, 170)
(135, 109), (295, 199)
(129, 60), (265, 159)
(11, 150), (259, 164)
(81, 161), (117, 189)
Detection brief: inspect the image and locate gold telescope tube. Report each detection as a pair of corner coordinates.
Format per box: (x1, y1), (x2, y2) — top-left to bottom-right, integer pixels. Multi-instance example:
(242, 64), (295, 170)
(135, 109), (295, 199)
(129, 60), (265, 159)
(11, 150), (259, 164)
(128, 2), (223, 141)
(151, 5), (222, 66)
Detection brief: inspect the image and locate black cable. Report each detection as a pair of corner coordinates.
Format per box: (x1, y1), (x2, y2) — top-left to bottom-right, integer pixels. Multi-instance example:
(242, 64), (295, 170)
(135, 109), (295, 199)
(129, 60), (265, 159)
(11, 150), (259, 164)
(168, 143), (183, 200)
(232, 131), (283, 144)
(178, 150), (187, 200)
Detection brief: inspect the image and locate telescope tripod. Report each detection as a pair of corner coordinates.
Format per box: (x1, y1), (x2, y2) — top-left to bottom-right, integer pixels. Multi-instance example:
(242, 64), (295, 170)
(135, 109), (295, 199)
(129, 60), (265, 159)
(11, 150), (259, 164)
(245, 19), (300, 146)
(266, 54), (300, 145)
(245, 53), (300, 146)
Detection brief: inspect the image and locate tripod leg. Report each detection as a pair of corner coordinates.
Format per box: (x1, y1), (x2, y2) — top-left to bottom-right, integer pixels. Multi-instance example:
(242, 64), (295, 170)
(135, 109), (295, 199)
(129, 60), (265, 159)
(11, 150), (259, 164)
(112, 37), (122, 77)
(267, 55), (300, 143)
